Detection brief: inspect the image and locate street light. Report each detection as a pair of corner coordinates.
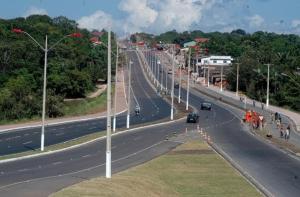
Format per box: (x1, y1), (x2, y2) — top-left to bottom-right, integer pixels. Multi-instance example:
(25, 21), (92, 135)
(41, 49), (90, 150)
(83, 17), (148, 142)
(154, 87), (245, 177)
(236, 63), (240, 97)
(186, 48), (191, 111)
(178, 63), (182, 103)
(113, 44), (119, 133)
(106, 30), (112, 179)
(12, 28), (82, 152)
(171, 50), (175, 120)
(126, 60), (132, 129)
(265, 64), (271, 107)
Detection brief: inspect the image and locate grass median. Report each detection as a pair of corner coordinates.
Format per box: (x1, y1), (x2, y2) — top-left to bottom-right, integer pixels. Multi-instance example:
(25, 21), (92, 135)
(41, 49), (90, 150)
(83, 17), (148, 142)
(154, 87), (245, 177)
(51, 140), (261, 197)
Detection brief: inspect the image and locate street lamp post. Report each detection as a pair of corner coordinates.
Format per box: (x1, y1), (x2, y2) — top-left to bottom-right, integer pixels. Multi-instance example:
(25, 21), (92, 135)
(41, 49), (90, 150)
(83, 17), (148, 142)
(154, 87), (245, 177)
(126, 60), (132, 129)
(171, 51), (175, 120)
(186, 48), (191, 111)
(207, 63), (210, 87)
(12, 29), (81, 152)
(106, 30), (112, 179)
(236, 63), (240, 97)
(220, 65), (223, 91)
(178, 64), (182, 103)
(113, 44), (119, 133)
(265, 64), (270, 107)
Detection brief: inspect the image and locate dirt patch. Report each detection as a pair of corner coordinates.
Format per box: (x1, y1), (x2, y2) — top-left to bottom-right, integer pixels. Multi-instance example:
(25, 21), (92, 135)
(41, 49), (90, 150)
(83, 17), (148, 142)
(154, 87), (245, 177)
(168, 149), (214, 155)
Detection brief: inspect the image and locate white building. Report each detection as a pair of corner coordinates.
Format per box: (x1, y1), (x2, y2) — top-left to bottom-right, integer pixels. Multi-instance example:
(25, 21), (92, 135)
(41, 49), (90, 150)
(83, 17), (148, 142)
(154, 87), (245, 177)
(198, 56), (233, 66)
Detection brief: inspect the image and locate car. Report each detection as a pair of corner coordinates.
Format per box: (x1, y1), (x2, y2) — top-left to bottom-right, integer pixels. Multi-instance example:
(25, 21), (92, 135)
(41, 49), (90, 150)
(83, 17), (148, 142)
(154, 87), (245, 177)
(186, 112), (199, 123)
(174, 82), (179, 89)
(168, 69), (172, 74)
(201, 102), (212, 110)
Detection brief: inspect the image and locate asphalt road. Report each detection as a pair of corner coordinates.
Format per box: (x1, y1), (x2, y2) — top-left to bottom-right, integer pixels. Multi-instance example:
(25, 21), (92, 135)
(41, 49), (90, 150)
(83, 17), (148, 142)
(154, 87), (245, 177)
(0, 50), (170, 156)
(0, 49), (299, 197)
(145, 49), (300, 197)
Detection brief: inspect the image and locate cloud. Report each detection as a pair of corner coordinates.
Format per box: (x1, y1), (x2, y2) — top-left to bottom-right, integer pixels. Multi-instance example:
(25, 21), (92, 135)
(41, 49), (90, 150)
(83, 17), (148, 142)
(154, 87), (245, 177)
(119, 0), (158, 33)
(292, 19), (300, 28)
(247, 14), (264, 28)
(24, 6), (48, 17)
(77, 10), (113, 31)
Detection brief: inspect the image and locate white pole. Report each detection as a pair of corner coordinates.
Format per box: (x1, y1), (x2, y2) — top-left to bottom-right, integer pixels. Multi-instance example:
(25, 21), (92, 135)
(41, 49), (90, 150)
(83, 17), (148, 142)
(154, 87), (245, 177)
(126, 60), (132, 129)
(203, 66), (206, 86)
(106, 30), (112, 179)
(236, 63), (239, 96)
(41, 35), (48, 152)
(207, 64), (210, 87)
(113, 44), (119, 132)
(178, 64), (182, 103)
(266, 64), (270, 107)
(220, 65), (223, 91)
(171, 50), (175, 120)
(186, 49), (191, 111)
(165, 61), (168, 91)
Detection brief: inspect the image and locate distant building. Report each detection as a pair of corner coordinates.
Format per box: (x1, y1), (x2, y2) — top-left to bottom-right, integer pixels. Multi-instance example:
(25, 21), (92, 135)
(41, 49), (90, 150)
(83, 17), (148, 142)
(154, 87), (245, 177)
(199, 56), (233, 66)
(183, 41), (196, 48)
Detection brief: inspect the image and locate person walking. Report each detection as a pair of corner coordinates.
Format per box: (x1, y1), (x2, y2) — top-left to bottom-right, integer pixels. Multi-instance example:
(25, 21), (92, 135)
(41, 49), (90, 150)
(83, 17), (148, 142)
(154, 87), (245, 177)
(285, 126), (290, 141)
(261, 102), (264, 110)
(280, 125), (284, 138)
(253, 100), (256, 107)
(271, 113), (275, 123)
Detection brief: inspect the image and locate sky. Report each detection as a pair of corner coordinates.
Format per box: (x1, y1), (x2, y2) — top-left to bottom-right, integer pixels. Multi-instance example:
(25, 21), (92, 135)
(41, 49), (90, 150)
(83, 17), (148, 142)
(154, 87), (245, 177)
(0, 0), (300, 35)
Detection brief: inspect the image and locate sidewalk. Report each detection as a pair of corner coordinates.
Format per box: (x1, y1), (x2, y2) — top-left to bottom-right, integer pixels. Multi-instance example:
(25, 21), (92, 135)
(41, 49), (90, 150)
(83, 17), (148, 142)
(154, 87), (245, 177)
(0, 68), (128, 132)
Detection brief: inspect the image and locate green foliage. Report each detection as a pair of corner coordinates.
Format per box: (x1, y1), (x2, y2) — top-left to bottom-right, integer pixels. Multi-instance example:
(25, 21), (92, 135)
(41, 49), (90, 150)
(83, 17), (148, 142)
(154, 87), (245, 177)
(0, 15), (116, 121)
(137, 29), (300, 111)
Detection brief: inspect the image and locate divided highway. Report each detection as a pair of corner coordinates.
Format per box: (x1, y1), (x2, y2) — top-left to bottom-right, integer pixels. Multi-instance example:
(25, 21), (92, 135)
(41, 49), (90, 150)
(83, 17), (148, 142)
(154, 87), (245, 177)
(0, 49), (299, 197)
(0, 51), (170, 156)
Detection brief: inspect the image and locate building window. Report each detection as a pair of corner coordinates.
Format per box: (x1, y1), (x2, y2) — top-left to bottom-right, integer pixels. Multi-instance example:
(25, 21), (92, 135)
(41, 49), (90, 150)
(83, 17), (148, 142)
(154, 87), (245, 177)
(213, 60), (217, 63)
(223, 60), (227, 63)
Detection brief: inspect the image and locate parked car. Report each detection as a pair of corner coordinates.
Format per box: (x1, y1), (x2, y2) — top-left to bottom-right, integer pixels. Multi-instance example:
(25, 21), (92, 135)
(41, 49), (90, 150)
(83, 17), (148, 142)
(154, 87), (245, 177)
(201, 102), (212, 110)
(174, 82), (179, 89)
(168, 69), (172, 74)
(186, 112), (199, 123)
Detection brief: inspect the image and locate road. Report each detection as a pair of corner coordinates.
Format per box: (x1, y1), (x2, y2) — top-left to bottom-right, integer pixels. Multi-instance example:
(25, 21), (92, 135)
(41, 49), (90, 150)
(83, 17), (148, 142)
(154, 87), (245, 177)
(0, 50), (170, 156)
(0, 49), (299, 197)
(144, 49), (300, 197)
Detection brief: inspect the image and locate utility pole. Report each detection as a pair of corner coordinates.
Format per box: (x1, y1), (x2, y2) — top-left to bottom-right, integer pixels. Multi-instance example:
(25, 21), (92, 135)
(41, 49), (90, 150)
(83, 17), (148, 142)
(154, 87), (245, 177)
(186, 48), (191, 111)
(266, 63), (270, 107)
(178, 64), (182, 103)
(171, 50), (175, 120)
(126, 60), (132, 129)
(106, 30), (112, 179)
(113, 44), (119, 132)
(220, 65), (223, 91)
(41, 35), (48, 151)
(236, 63), (240, 97)
(207, 64), (210, 87)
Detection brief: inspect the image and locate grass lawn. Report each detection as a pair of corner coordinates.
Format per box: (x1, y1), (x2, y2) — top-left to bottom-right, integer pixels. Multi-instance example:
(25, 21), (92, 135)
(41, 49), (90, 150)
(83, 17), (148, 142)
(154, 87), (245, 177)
(63, 90), (107, 116)
(51, 140), (262, 197)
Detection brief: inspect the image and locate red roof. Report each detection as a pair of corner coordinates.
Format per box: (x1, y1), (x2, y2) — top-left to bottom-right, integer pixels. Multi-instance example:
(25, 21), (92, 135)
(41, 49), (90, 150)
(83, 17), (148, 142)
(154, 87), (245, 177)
(194, 37), (209, 43)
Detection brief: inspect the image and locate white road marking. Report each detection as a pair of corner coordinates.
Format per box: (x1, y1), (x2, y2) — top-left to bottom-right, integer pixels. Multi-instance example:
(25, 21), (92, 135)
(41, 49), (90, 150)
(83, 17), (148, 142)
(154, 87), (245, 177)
(82, 154), (91, 158)
(23, 141), (32, 145)
(55, 133), (64, 136)
(52, 162), (62, 165)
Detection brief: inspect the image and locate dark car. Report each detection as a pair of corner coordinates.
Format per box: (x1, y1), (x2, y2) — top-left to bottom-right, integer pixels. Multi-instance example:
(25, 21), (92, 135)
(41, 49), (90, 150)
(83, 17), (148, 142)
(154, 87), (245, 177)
(174, 82), (179, 89)
(186, 112), (199, 123)
(201, 102), (212, 110)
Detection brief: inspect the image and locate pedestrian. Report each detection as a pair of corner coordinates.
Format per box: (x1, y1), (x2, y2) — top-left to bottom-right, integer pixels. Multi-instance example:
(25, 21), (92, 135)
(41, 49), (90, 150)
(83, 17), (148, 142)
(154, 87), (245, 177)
(275, 112), (278, 120)
(261, 102), (264, 110)
(276, 119), (280, 129)
(285, 127), (290, 141)
(280, 125), (284, 138)
(271, 113), (274, 123)
(278, 115), (282, 124)
(253, 100), (256, 107)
